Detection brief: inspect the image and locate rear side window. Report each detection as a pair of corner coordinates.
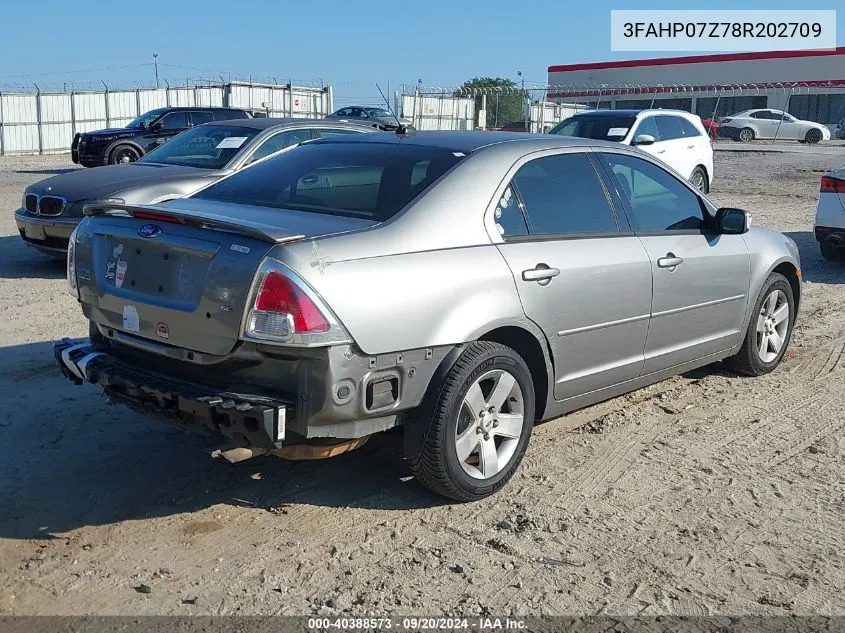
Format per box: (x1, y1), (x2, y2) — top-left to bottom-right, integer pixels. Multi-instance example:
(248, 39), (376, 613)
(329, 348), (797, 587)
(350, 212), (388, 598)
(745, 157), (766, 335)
(213, 109), (249, 121)
(190, 111), (214, 126)
(509, 153), (618, 236)
(679, 118), (702, 137)
(192, 142), (463, 221)
(655, 116), (685, 140)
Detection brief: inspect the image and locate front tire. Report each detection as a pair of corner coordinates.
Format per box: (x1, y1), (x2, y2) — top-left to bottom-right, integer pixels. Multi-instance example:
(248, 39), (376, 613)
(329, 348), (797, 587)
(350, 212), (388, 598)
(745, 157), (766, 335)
(820, 240), (845, 262)
(110, 145), (140, 164)
(805, 129), (823, 144)
(725, 273), (795, 376)
(738, 128), (755, 142)
(407, 341), (535, 501)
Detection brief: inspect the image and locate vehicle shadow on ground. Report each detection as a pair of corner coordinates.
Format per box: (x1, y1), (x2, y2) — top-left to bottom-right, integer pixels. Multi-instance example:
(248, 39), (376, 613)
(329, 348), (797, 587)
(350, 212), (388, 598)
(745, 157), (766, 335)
(0, 235), (65, 280)
(784, 231), (845, 284)
(16, 168), (80, 176)
(0, 342), (445, 539)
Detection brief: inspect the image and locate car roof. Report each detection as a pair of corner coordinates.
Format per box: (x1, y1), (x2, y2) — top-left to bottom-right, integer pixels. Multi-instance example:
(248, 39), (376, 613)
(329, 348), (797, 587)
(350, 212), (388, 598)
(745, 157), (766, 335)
(572, 109), (698, 118)
(305, 129), (625, 152)
(199, 117), (374, 131)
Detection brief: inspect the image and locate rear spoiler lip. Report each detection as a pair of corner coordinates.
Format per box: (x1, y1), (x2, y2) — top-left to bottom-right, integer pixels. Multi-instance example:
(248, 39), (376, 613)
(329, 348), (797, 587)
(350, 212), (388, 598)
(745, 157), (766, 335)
(82, 202), (305, 244)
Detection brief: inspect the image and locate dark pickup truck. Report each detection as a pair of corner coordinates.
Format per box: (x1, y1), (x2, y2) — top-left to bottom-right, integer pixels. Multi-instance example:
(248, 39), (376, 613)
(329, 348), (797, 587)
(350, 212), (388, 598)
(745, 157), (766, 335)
(71, 106), (255, 167)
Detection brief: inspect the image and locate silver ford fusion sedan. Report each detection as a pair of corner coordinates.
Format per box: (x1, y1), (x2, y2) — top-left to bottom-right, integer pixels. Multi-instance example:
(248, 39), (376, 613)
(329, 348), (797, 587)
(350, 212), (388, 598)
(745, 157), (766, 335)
(55, 131), (801, 501)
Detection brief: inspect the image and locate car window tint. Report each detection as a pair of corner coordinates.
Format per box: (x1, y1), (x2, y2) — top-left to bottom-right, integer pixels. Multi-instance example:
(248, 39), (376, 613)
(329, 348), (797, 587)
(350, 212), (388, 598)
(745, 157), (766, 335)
(678, 118), (702, 137)
(512, 153), (618, 235)
(191, 111), (214, 126)
(655, 116), (685, 140)
(494, 184), (528, 237)
(159, 111), (188, 129)
(193, 142), (463, 222)
(603, 153), (705, 232)
(633, 116), (659, 140)
(213, 109), (247, 121)
(248, 129), (313, 164)
(549, 115), (636, 141)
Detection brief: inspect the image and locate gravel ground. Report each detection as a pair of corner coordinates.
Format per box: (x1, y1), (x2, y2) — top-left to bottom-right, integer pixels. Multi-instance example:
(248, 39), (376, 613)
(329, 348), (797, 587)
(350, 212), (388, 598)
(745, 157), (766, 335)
(0, 150), (843, 616)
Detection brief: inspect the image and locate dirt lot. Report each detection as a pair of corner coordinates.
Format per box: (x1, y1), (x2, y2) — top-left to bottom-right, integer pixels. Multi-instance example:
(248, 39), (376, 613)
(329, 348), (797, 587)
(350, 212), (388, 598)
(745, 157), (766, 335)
(0, 149), (843, 616)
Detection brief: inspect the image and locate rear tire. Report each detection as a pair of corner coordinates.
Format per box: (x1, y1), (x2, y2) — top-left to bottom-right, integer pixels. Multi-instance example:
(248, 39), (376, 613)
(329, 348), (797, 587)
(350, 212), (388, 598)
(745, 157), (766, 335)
(690, 166), (709, 194)
(805, 129), (823, 144)
(820, 240), (845, 262)
(110, 145), (140, 165)
(725, 273), (794, 376)
(407, 341), (535, 501)
(738, 128), (754, 142)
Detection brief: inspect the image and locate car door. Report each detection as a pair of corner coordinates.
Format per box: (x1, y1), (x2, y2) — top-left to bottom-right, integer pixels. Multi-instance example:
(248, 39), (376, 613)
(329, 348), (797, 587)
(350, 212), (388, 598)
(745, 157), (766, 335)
(774, 113), (802, 140)
(492, 150), (653, 401)
(750, 110), (778, 139)
(598, 151), (751, 374)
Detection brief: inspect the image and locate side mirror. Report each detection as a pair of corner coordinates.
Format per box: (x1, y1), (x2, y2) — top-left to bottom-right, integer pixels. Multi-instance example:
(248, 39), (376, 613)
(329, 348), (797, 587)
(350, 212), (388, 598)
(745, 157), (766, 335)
(716, 207), (750, 234)
(633, 134), (655, 146)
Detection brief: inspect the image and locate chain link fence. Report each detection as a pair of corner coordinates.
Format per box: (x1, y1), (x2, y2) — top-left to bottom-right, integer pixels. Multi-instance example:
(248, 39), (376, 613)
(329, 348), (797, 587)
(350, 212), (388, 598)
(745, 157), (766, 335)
(398, 82), (845, 141)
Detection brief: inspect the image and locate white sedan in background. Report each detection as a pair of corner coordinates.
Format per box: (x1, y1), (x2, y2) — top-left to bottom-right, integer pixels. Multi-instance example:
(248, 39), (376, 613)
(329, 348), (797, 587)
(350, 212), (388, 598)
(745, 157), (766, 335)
(814, 168), (845, 261)
(721, 109), (831, 144)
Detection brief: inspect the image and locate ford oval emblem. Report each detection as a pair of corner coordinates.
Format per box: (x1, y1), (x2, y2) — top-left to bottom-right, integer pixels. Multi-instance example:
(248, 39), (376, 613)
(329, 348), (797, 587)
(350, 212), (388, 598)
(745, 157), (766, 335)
(138, 224), (162, 238)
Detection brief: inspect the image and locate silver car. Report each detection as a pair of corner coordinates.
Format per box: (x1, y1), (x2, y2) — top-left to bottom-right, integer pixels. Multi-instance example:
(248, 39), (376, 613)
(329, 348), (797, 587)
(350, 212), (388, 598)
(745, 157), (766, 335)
(326, 105), (412, 131)
(55, 132), (801, 501)
(15, 118), (374, 256)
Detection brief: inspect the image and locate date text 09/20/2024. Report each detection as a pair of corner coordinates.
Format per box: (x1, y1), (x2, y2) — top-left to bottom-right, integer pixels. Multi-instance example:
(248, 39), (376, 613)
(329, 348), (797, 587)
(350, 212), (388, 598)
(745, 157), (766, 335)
(307, 617), (527, 630)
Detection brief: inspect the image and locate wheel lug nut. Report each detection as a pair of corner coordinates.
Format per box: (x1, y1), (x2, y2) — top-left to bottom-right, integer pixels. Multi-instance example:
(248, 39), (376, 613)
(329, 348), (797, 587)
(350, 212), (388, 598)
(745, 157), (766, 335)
(492, 420), (499, 427)
(476, 427), (483, 434)
(483, 434), (490, 441)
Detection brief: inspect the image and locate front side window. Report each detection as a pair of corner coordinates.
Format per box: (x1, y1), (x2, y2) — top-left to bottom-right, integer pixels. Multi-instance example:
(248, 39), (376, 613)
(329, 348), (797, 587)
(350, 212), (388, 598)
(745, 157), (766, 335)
(247, 129), (313, 164)
(192, 142), (463, 221)
(632, 116), (660, 140)
(158, 111), (188, 130)
(129, 109), (166, 129)
(139, 124), (261, 169)
(602, 153), (705, 232)
(508, 153), (618, 236)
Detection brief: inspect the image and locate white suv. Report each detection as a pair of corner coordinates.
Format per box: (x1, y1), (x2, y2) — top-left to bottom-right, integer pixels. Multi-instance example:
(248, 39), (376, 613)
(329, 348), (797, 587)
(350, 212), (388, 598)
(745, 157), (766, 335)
(549, 109), (714, 193)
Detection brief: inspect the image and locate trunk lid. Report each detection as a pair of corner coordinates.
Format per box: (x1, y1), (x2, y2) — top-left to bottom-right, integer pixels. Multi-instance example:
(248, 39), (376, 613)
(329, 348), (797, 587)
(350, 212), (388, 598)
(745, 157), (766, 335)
(75, 201), (378, 356)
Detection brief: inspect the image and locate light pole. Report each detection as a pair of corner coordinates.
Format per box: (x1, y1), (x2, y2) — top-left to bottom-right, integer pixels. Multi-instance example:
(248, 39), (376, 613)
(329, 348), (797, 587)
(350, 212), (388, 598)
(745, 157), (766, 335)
(517, 70), (527, 131)
(153, 53), (160, 89)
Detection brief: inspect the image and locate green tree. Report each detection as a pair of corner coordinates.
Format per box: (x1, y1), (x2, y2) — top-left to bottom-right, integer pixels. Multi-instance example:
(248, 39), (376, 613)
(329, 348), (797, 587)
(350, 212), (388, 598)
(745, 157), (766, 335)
(456, 77), (525, 129)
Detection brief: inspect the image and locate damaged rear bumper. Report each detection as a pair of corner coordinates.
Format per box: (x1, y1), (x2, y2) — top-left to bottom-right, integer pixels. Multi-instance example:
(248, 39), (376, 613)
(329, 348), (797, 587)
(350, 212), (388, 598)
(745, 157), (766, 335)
(54, 338), (290, 449)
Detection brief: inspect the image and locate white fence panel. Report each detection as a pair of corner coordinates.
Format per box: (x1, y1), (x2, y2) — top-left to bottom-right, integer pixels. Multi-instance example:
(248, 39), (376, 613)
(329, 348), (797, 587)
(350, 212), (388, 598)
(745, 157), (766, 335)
(40, 94), (72, 123)
(2, 125), (39, 153)
(139, 89), (167, 112)
(2, 94), (37, 123)
(401, 94), (475, 130)
(108, 91), (137, 120)
(75, 119), (108, 133)
(73, 93), (106, 124)
(227, 84), (254, 110)
(168, 88), (195, 107)
(42, 123), (73, 151)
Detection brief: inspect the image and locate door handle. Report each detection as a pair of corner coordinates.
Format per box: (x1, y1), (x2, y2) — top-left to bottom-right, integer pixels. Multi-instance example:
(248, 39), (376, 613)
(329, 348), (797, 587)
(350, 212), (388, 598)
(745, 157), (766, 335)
(686, 144), (695, 149)
(656, 149), (666, 154)
(522, 265), (560, 284)
(657, 253), (684, 269)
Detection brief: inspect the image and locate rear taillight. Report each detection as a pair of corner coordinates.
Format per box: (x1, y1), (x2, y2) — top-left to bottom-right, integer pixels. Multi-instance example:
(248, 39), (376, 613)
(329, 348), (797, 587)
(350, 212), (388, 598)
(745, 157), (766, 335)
(132, 211), (180, 223)
(821, 175), (844, 193)
(243, 259), (350, 346)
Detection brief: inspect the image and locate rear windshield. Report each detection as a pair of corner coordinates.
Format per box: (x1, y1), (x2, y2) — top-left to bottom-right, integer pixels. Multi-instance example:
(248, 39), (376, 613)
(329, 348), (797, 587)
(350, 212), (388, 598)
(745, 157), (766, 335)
(191, 141), (464, 221)
(139, 125), (261, 169)
(549, 115), (636, 141)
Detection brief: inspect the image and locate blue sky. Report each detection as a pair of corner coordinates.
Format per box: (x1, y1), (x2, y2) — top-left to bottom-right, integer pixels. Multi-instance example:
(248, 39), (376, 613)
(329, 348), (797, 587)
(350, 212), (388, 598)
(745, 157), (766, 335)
(0, 0), (841, 106)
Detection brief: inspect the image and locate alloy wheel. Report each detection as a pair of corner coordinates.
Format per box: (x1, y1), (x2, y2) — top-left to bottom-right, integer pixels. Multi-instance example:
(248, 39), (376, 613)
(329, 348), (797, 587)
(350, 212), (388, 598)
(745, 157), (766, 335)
(756, 289), (790, 363)
(454, 369), (525, 480)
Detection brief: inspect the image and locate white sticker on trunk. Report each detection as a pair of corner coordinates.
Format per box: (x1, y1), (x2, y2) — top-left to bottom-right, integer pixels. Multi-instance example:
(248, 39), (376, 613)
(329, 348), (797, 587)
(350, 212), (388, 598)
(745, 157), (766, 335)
(115, 260), (127, 288)
(216, 136), (248, 149)
(122, 305), (140, 332)
(607, 127), (629, 137)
